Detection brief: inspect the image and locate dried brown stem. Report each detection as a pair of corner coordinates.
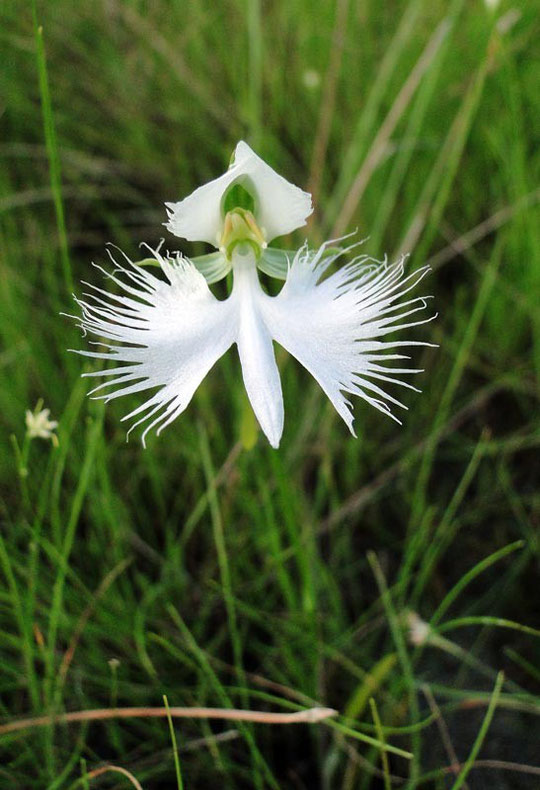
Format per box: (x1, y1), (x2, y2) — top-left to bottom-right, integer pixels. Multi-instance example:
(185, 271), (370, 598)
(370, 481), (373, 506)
(441, 760), (540, 778)
(426, 188), (540, 271)
(58, 557), (132, 686)
(0, 705), (337, 737)
(331, 19), (449, 238)
(308, 0), (350, 209)
(84, 765), (143, 789)
(119, 4), (230, 128)
(320, 381), (503, 532)
(422, 685), (469, 789)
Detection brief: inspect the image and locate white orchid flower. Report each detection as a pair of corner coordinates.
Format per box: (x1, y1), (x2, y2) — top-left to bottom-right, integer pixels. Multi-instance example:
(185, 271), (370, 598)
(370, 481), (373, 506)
(72, 141), (434, 448)
(25, 405), (58, 444)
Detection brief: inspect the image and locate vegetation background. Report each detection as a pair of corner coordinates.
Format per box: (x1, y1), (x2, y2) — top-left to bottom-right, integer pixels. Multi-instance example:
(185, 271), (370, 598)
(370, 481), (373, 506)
(1, 0), (539, 787)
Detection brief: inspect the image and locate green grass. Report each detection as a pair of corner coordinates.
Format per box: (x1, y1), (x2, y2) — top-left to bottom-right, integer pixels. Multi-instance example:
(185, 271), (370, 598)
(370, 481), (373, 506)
(1, 0), (539, 787)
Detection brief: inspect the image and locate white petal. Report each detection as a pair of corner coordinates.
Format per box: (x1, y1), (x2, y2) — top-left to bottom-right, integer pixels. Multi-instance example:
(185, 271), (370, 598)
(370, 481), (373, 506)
(257, 247), (293, 280)
(260, 243), (435, 434)
(190, 251), (231, 283)
(165, 140), (312, 245)
(231, 250), (284, 448)
(72, 248), (237, 446)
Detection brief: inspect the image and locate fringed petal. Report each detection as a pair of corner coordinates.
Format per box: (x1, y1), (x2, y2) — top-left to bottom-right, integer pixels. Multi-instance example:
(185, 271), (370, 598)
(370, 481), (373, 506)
(71, 247), (237, 445)
(260, 243), (436, 434)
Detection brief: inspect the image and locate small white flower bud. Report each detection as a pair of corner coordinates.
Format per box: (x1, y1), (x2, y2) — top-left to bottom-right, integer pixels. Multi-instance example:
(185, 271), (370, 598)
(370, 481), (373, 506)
(406, 611), (431, 646)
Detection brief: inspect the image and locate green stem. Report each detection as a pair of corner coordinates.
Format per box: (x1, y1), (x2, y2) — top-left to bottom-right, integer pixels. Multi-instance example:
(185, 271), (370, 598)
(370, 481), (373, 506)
(31, 0), (73, 295)
(449, 672), (503, 790)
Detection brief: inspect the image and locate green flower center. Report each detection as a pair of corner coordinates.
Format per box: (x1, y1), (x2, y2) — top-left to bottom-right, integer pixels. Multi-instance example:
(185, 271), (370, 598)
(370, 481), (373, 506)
(222, 182), (255, 214)
(220, 207), (266, 260)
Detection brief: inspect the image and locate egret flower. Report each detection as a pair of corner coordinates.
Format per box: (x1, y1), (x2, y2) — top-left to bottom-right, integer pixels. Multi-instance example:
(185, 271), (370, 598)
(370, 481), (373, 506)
(72, 141), (434, 448)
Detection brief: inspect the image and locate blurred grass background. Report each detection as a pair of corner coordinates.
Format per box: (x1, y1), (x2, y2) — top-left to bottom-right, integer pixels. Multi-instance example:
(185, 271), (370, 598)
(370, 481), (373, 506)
(1, 0), (539, 787)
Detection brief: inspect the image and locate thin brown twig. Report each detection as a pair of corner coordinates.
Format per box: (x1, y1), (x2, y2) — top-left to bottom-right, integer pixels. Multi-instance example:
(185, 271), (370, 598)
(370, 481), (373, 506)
(129, 440), (243, 564)
(395, 34), (497, 261)
(119, 4), (230, 128)
(58, 557), (132, 685)
(421, 685), (470, 790)
(182, 728), (240, 752)
(426, 187), (540, 271)
(213, 657), (315, 707)
(308, 0), (350, 209)
(84, 765), (143, 790)
(341, 737), (406, 787)
(331, 19), (450, 238)
(214, 440), (243, 487)
(441, 760), (540, 778)
(457, 697), (539, 714)
(438, 222), (539, 319)
(320, 381), (504, 532)
(0, 705), (338, 737)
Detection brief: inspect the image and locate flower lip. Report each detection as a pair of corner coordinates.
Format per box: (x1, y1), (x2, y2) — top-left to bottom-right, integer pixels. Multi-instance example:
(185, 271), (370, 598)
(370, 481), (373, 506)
(165, 140), (313, 247)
